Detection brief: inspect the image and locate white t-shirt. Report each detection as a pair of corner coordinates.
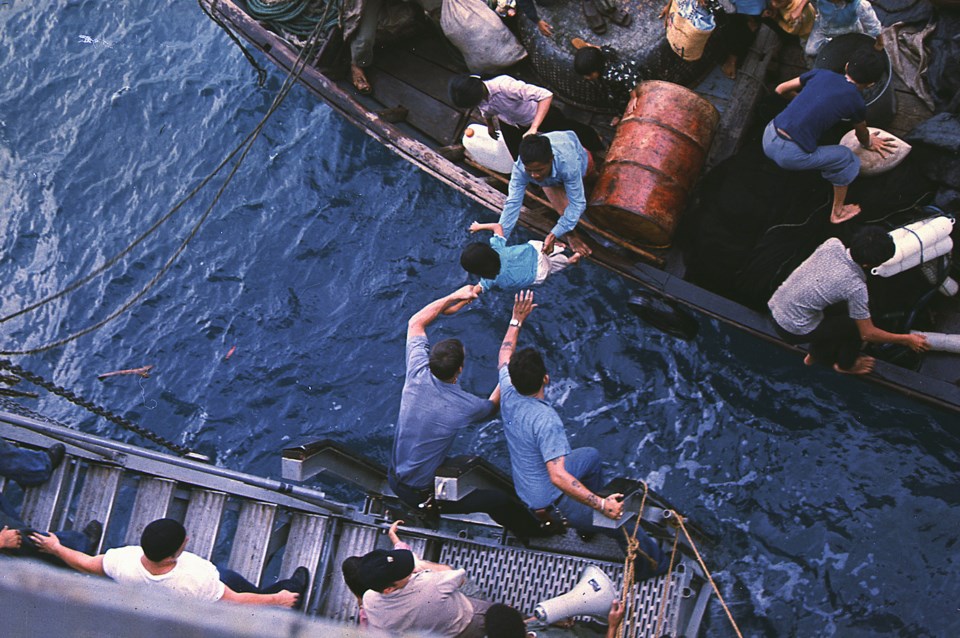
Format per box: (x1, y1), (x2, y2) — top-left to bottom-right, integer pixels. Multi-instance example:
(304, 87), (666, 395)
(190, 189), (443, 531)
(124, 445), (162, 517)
(102, 545), (226, 602)
(363, 569), (474, 637)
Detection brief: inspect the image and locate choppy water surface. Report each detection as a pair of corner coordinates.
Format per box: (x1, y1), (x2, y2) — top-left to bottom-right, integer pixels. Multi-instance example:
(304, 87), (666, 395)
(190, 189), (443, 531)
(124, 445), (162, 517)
(1, 3), (957, 636)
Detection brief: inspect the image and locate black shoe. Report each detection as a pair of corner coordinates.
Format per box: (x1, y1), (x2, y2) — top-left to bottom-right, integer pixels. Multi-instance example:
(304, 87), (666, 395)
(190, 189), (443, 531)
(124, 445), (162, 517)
(46, 443), (66, 472)
(289, 566), (309, 610)
(82, 520), (103, 551)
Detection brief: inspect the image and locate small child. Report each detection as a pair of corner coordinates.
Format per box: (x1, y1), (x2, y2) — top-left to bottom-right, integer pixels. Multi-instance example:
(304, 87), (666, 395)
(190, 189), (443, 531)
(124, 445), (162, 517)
(804, 0), (882, 57)
(461, 221), (580, 293)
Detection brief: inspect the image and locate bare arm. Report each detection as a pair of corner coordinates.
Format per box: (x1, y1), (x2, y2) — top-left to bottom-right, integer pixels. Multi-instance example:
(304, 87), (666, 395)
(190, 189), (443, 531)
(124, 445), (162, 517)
(485, 115), (500, 140)
(1, 526), (21, 550)
(498, 291), (537, 368)
(220, 585), (298, 608)
(546, 456), (624, 520)
(468, 221), (504, 237)
(488, 384), (501, 406)
(856, 319), (928, 351)
(606, 599), (625, 638)
(525, 95), (553, 137)
(407, 285), (479, 340)
(29, 531), (106, 575)
(775, 77), (803, 98)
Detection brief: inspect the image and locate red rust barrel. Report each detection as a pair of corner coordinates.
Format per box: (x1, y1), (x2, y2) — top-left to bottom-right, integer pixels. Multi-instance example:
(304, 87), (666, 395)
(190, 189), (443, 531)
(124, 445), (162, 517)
(587, 81), (719, 246)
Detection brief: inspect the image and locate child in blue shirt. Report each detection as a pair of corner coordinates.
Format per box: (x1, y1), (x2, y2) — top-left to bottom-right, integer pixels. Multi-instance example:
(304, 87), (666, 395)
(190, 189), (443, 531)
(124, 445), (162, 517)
(461, 221), (579, 293)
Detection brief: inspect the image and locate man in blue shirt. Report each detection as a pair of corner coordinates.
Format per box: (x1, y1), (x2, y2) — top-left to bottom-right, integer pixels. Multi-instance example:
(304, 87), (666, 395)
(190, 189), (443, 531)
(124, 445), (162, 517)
(498, 132), (594, 259)
(497, 291), (667, 579)
(388, 285), (542, 540)
(762, 49), (893, 224)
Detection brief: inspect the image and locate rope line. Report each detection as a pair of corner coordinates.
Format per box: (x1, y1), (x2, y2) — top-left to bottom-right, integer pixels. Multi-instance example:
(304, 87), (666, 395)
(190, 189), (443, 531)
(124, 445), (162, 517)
(617, 481), (655, 638)
(671, 510), (745, 638)
(0, 14), (331, 356)
(653, 527), (680, 638)
(199, 0), (268, 86)
(0, 359), (195, 457)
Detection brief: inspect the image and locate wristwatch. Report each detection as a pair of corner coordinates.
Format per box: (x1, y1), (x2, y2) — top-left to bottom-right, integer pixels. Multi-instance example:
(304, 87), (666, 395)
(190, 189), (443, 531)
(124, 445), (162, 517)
(509, 318), (521, 328)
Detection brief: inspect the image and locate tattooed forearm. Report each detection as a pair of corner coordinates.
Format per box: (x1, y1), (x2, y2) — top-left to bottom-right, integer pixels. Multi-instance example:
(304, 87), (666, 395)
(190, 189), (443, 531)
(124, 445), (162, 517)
(586, 493), (601, 509)
(571, 480), (581, 489)
(500, 340), (514, 352)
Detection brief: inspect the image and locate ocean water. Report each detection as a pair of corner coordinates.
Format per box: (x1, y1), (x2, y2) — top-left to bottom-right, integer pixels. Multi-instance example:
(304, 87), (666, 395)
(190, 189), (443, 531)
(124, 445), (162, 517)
(1, 3), (957, 636)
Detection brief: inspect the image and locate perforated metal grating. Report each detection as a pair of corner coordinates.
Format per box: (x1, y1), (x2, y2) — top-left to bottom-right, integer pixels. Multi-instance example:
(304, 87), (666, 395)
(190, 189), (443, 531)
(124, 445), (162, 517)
(440, 538), (692, 637)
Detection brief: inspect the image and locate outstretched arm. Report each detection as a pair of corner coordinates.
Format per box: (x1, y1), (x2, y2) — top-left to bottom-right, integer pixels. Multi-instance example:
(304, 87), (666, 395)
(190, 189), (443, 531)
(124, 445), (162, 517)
(525, 96), (553, 137)
(855, 318), (928, 351)
(498, 291), (537, 368)
(545, 456), (624, 520)
(29, 531), (106, 575)
(469, 221), (504, 237)
(220, 585), (299, 608)
(407, 285), (479, 340)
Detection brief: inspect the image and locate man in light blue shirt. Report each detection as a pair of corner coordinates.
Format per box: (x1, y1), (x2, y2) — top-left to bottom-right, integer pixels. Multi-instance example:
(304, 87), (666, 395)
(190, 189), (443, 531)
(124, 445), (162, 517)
(498, 132), (593, 258)
(496, 291), (667, 580)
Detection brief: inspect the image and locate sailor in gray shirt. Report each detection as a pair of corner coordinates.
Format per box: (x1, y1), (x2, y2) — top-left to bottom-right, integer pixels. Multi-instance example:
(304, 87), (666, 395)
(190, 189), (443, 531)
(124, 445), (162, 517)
(768, 227), (927, 374)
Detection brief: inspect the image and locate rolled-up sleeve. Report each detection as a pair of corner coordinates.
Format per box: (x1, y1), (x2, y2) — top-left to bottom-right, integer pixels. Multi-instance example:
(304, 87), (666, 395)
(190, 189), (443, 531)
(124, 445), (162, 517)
(857, 1), (882, 37)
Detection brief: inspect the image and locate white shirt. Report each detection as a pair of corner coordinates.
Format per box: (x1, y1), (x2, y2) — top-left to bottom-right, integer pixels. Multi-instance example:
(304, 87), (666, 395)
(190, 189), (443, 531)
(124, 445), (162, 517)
(102, 545), (226, 602)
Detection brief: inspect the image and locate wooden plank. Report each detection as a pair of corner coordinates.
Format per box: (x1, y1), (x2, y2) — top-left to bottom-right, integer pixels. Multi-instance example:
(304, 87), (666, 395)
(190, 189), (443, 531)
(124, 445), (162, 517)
(367, 69), (466, 147)
(279, 513), (329, 607)
(376, 48), (462, 108)
(123, 477), (176, 546)
(19, 456), (70, 532)
(183, 489), (227, 560)
(226, 501), (277, 585)
(73, 464), (122, 553)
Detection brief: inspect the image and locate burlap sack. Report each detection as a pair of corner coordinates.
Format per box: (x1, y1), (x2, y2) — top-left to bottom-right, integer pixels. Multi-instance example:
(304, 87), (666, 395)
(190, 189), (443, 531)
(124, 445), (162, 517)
(840, 127), (912, 176)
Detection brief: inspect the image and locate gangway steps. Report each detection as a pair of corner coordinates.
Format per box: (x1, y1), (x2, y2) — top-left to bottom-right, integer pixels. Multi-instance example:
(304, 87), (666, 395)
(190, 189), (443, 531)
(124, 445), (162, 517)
(184, 488), (228, 560)
(124, 477), (176, 546)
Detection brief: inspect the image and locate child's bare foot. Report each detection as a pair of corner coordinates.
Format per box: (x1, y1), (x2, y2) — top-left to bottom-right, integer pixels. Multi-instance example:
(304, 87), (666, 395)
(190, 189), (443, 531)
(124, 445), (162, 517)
(834, 355), (875, 375)
(803, 354), (815, 366)
(569, 252), (582, 265)
(830, 204), (861, 224)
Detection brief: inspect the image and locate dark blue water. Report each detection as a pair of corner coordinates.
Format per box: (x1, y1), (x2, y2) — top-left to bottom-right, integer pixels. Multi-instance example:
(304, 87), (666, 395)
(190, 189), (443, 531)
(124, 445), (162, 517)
(1, 3), (957, 636)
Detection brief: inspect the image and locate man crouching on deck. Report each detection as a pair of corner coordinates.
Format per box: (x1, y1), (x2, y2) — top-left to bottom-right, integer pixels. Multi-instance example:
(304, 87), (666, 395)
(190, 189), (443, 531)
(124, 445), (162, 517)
(762, 48), (893, 224)
(499, 132), (595, 259)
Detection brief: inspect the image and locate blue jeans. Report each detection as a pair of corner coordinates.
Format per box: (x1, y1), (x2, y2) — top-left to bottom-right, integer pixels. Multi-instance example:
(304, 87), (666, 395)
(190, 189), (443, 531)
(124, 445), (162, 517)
(556, 448), (668, 581)
(762, 121), (860, 186)
(0, 440), (52, 488)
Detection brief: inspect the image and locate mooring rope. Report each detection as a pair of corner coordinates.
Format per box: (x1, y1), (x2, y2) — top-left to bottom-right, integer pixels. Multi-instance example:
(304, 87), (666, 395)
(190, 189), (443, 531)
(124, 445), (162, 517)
(670, 509), (745, 638)
(617, 481), (657, 638)
(0, 11), (332, 356)
(199, 0), (268, 86)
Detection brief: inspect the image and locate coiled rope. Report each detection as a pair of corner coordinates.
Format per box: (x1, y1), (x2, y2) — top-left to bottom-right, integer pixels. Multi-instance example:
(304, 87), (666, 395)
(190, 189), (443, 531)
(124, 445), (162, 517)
(246, 0), (340, 38)
(0, 10), (332, 356)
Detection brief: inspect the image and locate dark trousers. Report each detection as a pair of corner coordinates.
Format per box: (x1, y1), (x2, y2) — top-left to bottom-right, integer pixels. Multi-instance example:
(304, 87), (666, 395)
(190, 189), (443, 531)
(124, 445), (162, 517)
(389, 474), (546, 541)
(773, 306), (863, 370)
(218, 568), (305, 603)
(499, 107), (603, 158)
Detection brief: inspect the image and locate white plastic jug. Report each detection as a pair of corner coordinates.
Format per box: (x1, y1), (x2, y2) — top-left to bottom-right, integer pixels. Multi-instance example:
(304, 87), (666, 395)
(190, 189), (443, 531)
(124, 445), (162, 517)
(462, 123), (515, 174)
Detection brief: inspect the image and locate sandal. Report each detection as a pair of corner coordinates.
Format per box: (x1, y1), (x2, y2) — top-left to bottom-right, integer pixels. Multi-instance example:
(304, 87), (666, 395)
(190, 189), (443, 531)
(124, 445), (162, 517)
(581, 0), (607, 34)
(350, 65), (372, 95)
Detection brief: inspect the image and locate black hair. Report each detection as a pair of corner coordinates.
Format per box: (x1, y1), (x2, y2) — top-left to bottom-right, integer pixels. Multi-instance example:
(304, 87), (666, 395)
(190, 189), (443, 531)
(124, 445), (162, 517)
(140, 518), (186, 562)
(448, 75), (486, 108)
(460, 242), (501, 279)
(519, 134), (553, 166)
(508, 347), (547, 396)
(485, 603), (527, 638)
(341, 556), (367, 599)
(430, 338), (465, 381)
(849, 225), (895, 267)
(846, 49), (884, 85)
(574, 47), (605, 76)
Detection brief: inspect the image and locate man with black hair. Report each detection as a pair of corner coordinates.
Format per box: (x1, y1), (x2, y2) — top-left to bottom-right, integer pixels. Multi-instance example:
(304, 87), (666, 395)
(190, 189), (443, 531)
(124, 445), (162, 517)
(360, 548), (491, 637)
(769, 226), (929, 374)
(447, 74), (601, 158)
(496, 291), (668, 581)
(499, 132), (595, 258)
(31, 517), (308, 608)
(763, 49), (895, 224)
(388, 286), (543, 540)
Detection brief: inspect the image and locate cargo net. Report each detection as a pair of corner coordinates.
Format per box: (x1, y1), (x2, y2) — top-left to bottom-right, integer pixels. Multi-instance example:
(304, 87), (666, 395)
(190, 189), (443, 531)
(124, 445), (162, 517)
(440, 538), (693, 637)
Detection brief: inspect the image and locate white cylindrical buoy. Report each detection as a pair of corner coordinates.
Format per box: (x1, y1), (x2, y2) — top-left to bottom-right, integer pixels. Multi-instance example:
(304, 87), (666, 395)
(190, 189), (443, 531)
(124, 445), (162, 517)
(874, 216), (955, 276)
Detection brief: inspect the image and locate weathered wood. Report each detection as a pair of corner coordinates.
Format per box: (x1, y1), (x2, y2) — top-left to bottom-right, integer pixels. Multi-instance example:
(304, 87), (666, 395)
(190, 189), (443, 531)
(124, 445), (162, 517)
(374, 106), (408, 123)
(368, 70), (466, 146)
(707, 25), (781, 167)
(124, 477), (176, 546)
(184, 489), (227, 560)
(436, 144), (465, 162)
(227, 501), (278, 585)
(376, 47), (463, 108)
(20, 455), (69, 532)
(73, 464), (122, 552)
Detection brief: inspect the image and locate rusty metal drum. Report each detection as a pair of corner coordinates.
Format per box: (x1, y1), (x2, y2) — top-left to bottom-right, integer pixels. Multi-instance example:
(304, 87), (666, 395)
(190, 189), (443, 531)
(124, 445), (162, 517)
(587, 81), (719, 246)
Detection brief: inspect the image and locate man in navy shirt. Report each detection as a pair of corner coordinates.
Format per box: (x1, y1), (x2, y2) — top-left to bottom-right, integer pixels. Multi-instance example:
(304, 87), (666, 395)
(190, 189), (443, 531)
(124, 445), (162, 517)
(762, 49), (893, 224)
